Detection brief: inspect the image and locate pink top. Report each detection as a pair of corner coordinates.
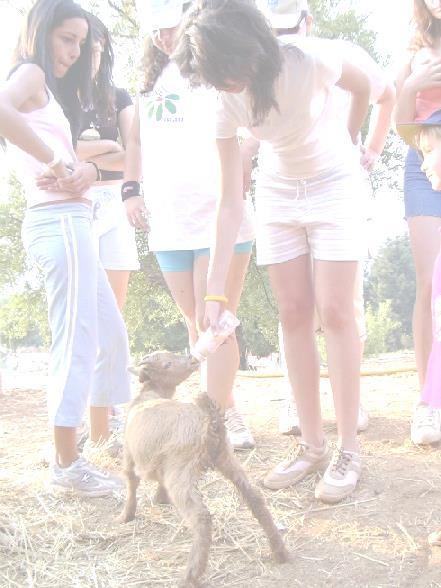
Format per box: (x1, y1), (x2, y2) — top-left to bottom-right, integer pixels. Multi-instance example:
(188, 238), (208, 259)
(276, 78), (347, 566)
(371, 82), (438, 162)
(7, 87), (89, 208)
(414, 88), (441, 122)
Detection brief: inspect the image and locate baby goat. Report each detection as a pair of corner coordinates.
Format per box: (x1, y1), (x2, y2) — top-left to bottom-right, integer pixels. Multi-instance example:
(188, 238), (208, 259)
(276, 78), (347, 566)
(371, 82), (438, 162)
(119, 351), (289, 588)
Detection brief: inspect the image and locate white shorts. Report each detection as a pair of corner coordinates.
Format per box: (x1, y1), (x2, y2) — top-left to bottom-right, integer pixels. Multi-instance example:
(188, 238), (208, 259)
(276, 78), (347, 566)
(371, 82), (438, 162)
(254, 167), (367, 265)
(90, 184), (140, 271)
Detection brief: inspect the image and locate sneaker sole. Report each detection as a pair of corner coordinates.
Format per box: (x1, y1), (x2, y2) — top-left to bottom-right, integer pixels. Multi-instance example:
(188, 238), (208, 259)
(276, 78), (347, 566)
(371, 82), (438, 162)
(411, 432), (441, 445)
(315, 484), (357, 504)
(263, 452), (331, 490)
(48, 483), (118, 498)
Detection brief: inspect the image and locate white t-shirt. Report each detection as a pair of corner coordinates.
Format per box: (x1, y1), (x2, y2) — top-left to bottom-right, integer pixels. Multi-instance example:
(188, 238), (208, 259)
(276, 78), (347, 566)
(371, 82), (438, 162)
(139, 62), (255, 251)
(216, 37), (359, 180)
(331, 39), (388, 120)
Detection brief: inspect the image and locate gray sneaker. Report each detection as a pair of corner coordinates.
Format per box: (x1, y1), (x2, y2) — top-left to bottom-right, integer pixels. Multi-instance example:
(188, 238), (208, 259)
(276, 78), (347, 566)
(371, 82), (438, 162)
(49, 457), (123, 497)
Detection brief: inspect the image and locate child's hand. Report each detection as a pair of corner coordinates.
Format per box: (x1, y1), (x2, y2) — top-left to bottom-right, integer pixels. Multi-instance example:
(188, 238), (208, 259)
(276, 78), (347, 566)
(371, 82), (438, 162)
(360, 146), (379, 172)
(55, 162), (97, 196)
(125, 195), (149, 231)
(406, 59), (441, 92)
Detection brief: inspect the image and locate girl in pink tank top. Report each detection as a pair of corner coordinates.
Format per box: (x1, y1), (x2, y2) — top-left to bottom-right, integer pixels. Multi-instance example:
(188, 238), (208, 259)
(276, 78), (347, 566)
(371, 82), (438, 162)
(0, 0), (130, 496)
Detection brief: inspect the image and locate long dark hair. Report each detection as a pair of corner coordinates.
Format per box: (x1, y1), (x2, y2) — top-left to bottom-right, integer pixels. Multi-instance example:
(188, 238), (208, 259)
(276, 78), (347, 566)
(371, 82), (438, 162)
(410, 0), (441, 51)
(87, 13), (116, 124)
(173, 0), (283, 125)
(11, 0), (93, 137)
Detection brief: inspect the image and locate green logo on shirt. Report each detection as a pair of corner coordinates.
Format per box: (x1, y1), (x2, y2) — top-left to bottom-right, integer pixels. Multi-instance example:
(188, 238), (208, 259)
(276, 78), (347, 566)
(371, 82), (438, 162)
(147, 93), (180, 121)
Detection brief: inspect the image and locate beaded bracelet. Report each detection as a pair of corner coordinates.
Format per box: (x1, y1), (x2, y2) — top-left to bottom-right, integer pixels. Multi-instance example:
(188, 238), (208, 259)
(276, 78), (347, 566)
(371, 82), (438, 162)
(204, 294), (228, 304)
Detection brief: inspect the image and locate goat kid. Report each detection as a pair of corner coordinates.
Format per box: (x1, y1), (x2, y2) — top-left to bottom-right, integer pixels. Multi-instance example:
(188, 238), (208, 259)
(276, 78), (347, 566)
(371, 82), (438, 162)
(119, 351), (289, 588)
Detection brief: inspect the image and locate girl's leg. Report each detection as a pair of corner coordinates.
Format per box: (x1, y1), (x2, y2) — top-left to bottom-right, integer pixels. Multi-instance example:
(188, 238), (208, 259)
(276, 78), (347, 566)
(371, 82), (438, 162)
(105, 269), (131, 310)
(314, 260), (360, 452)
(23, 205), (121, 494)
(408, 217), (441, 445)
(267, 255), (323, 446)
(408, 216), (441, 387)
(263, 255), (329, 490)
(193, 249), (253, 449)
(89, 263), (131, 439)
(161, 270), (198, 346)
(192, 251), (251, 409)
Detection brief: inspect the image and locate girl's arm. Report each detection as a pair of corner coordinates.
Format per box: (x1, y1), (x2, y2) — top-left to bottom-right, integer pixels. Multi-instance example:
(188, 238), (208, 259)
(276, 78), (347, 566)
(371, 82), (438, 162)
(336, 60), (371, 144)
(0, 64), (69, 178)
(86, 103), (135, 172)
(362, 82), (396, 170)
(76, 139), (122, 161)
(205, 136), (244, 331)
(395, 57), (441, 125)
(123, 100), (148, 229)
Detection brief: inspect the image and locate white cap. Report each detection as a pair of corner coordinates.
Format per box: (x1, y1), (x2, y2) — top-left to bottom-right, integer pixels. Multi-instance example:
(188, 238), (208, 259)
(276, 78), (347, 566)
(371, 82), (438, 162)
(256, 0), (309, 30)
(135, 0), (185, 33)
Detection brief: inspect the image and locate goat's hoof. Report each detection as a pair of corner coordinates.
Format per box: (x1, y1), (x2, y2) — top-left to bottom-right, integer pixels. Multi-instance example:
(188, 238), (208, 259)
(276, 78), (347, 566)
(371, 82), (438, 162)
(117, 512), (135, 524)
(178, 577), (202, 588)
(274, 547), (291, 564)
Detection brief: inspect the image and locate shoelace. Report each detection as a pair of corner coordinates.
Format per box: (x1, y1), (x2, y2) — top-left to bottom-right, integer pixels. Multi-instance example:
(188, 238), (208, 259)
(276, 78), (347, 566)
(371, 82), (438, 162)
(286, 441), (307, 462)
(225, 410), (247, 433)
(330, 448), (352, 476)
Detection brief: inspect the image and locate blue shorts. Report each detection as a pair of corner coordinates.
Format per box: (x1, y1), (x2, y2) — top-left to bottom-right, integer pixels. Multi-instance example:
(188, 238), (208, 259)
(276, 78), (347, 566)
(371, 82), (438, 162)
(404, 148), (441, 219)
(155, 240), (254, 272)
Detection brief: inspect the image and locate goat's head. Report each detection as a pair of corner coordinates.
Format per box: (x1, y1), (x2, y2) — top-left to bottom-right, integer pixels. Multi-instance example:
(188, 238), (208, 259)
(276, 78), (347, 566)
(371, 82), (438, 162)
(129, 351), (200, 398)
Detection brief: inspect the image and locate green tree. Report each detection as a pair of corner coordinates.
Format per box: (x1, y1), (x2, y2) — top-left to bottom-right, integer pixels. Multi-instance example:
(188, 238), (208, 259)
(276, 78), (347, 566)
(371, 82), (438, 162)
(364, 234), (415, 351)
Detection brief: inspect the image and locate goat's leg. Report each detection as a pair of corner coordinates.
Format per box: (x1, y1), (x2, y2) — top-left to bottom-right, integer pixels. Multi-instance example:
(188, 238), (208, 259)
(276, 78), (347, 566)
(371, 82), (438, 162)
(118, 450), (140, 523)
(153, 484), (171, 505)
(164, 468), (212, 588)
(215, 446), (289, 563)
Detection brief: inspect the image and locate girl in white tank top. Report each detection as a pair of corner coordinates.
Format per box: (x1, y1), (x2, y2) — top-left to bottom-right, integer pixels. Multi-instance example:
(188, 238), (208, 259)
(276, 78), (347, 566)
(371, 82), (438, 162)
(0, 0), (130, 496)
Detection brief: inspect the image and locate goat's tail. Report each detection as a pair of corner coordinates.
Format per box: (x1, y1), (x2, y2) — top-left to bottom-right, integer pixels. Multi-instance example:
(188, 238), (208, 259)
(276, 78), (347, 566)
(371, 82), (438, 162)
(195, 393), (226, 466)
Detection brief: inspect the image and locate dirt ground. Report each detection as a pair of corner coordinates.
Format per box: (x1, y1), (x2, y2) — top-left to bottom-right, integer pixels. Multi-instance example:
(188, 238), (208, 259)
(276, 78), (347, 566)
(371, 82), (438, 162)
(1, 356), (441, 587)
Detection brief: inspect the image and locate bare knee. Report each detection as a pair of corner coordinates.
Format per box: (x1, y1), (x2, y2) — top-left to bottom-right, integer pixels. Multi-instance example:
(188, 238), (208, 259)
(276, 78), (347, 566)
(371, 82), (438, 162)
(318, 300), (354, 332)
(279, 299), (314, 332)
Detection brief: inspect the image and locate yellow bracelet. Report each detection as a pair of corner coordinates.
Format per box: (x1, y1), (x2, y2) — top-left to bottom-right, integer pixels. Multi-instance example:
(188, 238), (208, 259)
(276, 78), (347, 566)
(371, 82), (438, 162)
(204, 294), (228, 304)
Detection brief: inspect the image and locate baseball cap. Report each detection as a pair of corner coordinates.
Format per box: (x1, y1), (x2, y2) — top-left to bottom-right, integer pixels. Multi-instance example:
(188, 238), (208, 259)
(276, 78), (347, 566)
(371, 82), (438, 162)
(256, 0), (309, 30)
(135, 0), (186, 33)
(397, 109), (441, 148)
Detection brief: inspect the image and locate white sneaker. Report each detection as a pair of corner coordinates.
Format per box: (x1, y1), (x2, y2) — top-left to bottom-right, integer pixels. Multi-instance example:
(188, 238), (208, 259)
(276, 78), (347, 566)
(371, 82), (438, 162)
(357, 404), (369, 432)
(225, 407), (255, 450)
(315, 448), (361, 504)
(279, 397), (301, 436)
(49, 457), (123, 497)
(411, 403), (441, 445)
(263, 440), (331, 490)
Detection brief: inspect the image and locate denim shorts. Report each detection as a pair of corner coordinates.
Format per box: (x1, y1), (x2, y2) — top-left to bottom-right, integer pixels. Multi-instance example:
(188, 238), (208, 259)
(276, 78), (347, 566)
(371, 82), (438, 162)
(155, 240), (254, 272)
(404, 148), (441, 219)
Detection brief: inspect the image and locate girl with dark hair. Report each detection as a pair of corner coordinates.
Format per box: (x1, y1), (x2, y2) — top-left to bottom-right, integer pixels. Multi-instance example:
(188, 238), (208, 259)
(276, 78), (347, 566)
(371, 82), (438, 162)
(125, 0), (256, 450)
(73, 14), (139, 457)
(77, 15), (138, 306)
(396, 0), (441, 446)
(173, 0), (370, 504)
(0, 0), (130, 496)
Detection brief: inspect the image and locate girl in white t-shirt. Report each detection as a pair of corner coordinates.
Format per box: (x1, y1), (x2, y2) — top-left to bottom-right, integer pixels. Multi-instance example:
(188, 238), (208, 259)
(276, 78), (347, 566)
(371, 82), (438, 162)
(173, 0), (370, 504)
(125, 0), (256, 450)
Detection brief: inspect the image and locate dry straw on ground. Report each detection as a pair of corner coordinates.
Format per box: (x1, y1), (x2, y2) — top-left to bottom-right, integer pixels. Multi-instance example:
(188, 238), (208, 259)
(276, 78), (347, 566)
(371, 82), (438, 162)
(1, 353), (441, 587)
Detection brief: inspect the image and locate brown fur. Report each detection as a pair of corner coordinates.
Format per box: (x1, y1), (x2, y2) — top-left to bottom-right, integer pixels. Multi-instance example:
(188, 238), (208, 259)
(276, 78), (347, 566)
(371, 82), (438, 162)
(119, 351), (289, 588)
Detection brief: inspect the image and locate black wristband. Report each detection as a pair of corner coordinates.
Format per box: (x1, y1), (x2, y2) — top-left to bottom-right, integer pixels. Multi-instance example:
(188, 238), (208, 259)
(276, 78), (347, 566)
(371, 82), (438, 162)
(121, 180), (141, 201)
(86, 161), (101, 182)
